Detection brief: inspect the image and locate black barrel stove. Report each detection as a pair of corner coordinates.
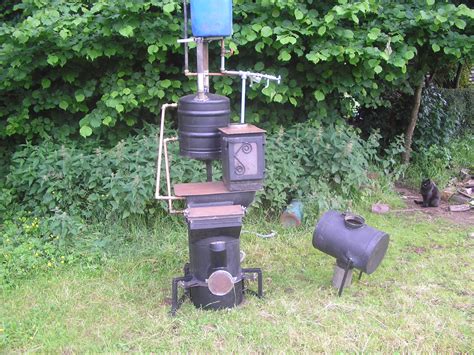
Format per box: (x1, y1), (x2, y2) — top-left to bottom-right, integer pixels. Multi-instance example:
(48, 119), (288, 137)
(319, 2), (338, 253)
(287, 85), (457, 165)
(155, 0), (280, 315)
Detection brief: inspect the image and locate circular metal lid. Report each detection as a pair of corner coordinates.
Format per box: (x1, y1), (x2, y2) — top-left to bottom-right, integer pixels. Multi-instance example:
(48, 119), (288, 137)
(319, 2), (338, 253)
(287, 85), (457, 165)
(207, 270), (235, 296)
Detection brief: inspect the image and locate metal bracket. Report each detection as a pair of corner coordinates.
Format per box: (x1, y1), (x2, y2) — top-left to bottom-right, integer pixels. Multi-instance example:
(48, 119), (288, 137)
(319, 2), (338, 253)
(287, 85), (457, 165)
(171, 276), (188, 316)
(242, 267), (263, 298)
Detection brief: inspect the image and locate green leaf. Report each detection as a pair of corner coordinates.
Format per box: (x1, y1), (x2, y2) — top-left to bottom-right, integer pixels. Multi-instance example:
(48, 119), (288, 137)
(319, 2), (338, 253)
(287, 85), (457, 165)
(432, 43), (441, 52)
(163, 3), (175, 13)
(306, 52), (320, 64)
(294, 9), (304, 20)
(368, 59), (379, 68)
(324, 14), (334, 24)
(279, 51), (291, 62)
(160, 79), (172, 88)
(59, 101), (69, 110)
(289, 97), (297, 106)
(59, 29), (69, 40)
(274, 94), (283, 103)
(404, 50), (415, 60)
(255, 62), (264, 71)
(314, 90), (325, 102)
(147, 45), (159, 55)
(41, 79), (51, 89)
(392, 57), (405, 68)
(261, 26), (273, 38)
(119, 25), (135, 38)
(454, 19), (466, 30)
(47, 55), (59, 66)
(318, 26), (327, 36)
(426, 0), (435, 5)
(80, 126), (92, 137)
(116, 104), (124, 113)
(368, 28), (381, 41)
(75, 93), (85, 103)
(103, 116), (113, 126)
(90, 116), (102, 128)
(374, 65), (383, 74)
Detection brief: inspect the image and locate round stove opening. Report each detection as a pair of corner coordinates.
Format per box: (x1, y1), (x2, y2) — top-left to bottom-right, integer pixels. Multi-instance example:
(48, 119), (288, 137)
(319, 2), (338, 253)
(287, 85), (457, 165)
(207, 270), (235, 296)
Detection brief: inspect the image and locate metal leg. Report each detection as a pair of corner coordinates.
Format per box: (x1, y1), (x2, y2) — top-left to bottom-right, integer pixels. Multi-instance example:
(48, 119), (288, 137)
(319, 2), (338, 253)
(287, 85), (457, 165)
(358, 270), (363, 281)
(171, 276), (187, 316)
(205, 160), (213, 182)
(242, 268), (263, 298)
(338, 259), (353, 297)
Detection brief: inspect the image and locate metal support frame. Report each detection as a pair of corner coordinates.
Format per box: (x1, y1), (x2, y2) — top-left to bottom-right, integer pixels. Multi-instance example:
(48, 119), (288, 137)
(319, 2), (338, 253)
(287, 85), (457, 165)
(155, 103), (185, 214)
(205, 161), (213, 182)
(170, 266), (263, 316)
(171, 276), (188, 316)
(196, 39), (207, 101)
(338, 259), (354, 297)
(182, 0), (189, 74)
(177, 36), (281, 123)
(242, 267), (263, 298)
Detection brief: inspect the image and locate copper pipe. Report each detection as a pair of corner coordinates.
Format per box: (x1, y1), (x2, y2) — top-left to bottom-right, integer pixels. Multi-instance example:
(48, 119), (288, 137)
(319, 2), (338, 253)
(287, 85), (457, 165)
(155, 103), (184, 215)
(164, 137), (185, 214)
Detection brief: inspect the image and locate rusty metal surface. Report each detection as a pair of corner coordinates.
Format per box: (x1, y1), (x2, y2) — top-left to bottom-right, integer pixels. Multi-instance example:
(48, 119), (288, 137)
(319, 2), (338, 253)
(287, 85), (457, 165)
(218, 124), (266, 135)
(186, 204), (244, 219)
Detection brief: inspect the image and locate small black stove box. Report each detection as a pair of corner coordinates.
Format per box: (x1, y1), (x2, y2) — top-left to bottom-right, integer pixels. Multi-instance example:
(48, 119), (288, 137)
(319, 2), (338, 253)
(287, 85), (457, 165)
(219, 124), (266, 192)
(185, 205), (244, 310)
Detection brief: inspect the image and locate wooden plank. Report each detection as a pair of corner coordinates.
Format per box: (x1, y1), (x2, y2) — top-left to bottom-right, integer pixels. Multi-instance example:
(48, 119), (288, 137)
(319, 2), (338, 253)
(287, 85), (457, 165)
(448, 205), (471, 212)
(174, 181), (230, 197)
(186, 205), (244, 219)
(218, 124), (266, 135)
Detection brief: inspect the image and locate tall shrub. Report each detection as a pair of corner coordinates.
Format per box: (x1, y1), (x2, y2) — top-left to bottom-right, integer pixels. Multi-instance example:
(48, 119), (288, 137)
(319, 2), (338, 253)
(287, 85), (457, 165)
(1, 1), (472, 144)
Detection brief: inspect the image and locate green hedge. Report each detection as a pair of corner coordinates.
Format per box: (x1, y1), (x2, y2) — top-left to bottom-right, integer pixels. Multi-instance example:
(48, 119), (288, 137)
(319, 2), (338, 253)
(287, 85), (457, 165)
(1, 1), (471, 142)
(439, 88), (474, 128)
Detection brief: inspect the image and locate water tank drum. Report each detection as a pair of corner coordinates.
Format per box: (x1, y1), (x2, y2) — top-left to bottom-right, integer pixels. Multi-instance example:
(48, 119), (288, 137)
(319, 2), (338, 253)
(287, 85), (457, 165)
(312, 210), (389, 274)
(178, 94), (230, 161)
(190, 0), (233, 38)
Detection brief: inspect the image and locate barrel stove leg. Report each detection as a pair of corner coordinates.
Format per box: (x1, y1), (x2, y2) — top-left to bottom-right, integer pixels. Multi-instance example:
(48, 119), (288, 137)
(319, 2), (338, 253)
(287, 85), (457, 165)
(338, 259), (353, 297)
(242, 268), (263, 298)
(358, 270), (363, 281)
(205, 161), (213, 182)
(171, 276), (188, 316)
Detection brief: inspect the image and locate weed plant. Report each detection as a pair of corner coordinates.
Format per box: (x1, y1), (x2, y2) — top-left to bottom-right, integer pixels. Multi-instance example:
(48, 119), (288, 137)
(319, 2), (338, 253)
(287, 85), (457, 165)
(3, 121), (399, 221)
(404, 134), (473, 189)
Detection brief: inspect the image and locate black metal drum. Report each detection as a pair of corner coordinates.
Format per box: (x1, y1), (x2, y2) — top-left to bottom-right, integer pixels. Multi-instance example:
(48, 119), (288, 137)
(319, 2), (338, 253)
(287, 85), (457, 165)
(312, 210), (389, 274)
(178, 94), (230, 161)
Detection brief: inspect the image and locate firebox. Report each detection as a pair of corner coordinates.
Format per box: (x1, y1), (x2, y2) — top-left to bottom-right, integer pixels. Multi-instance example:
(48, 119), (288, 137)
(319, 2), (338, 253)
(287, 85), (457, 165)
(154, 0), (280, 315)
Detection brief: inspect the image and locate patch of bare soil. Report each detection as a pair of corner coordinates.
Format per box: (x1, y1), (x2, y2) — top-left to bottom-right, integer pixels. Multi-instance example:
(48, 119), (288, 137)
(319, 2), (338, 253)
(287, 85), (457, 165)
(394, 184), (474, 227)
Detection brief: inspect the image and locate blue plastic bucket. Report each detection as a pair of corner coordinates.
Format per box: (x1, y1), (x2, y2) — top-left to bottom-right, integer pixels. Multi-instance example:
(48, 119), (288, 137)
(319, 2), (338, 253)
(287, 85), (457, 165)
(190, 0), (233, 37)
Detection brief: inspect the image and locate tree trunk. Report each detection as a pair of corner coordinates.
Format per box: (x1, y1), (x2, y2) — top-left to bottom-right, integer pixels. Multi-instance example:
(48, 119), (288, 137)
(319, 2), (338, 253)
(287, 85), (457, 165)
(454, 62), (463, 88)
(402, 80), (424, 163)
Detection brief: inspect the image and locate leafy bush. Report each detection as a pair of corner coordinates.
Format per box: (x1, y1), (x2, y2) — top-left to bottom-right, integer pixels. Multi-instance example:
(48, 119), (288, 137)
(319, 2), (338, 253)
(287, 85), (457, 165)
(404, 134), (473, 189)
(4, 126), (205, 220)
(439, 88), (474, 129)
(261, 122), (381, 212)
(413, 87), (468, 150)
(3, 121), (389, 220)
(354, 87), (473, 152)
(0, 1), (471, 142)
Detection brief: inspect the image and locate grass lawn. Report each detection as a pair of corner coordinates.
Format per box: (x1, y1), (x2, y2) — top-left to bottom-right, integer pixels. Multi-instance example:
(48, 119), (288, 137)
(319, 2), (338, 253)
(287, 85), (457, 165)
(1, 206), (473, 352)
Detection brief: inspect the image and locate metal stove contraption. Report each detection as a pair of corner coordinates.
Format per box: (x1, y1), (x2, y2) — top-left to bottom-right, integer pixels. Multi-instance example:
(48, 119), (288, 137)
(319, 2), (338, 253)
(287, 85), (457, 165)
(155, 0), (281, 315)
